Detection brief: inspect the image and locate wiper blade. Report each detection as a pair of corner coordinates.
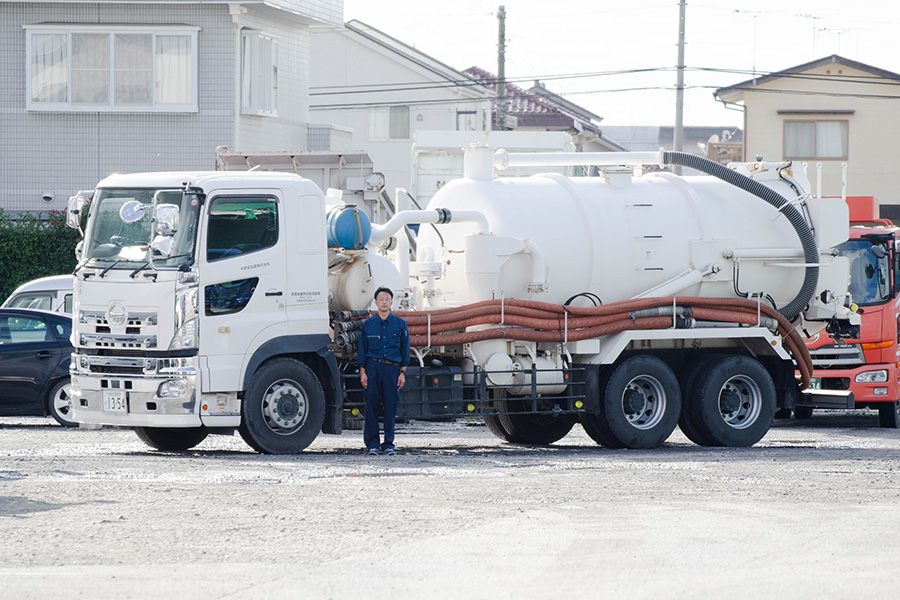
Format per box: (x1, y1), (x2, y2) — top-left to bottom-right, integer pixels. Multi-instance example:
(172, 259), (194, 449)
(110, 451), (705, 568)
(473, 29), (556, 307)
(99, 260), (121, 278)
(130, 262), (150, 278)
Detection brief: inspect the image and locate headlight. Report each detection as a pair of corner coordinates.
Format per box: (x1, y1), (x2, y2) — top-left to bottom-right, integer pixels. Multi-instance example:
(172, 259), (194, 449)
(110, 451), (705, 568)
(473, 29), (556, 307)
(157, 379), (187, 398)
(171, 267), (199, 350)
(855, 370), (888, 383)
(169, 318), (198, 350)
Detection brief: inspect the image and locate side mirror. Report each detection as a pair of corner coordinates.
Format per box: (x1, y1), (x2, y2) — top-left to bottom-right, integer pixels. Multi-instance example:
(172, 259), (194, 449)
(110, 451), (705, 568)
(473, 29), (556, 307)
(119, 200), (146, 224)
(66, 191), (91, 230)
(154, 204), (180, 236)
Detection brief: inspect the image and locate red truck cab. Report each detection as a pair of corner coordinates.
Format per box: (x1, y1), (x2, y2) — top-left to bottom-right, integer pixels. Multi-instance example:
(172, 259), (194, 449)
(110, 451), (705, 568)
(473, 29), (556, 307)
(800, 196), (900, 427)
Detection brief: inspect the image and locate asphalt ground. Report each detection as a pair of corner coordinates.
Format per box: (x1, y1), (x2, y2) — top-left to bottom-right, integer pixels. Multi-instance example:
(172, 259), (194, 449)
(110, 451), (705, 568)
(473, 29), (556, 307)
(1, 411), (899, 599)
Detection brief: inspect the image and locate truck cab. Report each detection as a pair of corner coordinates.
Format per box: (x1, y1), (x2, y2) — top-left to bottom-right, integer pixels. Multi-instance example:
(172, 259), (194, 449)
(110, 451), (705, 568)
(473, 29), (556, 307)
(801, 196), (900, 427)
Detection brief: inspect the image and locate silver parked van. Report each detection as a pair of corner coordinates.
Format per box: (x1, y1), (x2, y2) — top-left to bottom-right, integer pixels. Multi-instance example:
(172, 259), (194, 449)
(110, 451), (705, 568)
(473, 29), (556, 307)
(2, 275), (74, 314)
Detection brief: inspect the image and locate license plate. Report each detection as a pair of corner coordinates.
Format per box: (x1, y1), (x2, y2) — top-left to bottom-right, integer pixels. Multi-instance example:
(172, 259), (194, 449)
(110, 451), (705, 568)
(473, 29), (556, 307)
(102, 390), (128, 413)
(808, 377), (822, 390)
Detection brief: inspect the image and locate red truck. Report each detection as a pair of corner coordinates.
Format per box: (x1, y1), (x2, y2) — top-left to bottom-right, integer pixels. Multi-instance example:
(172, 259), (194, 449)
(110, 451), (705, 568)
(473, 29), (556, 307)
(798, 196), (900, 427)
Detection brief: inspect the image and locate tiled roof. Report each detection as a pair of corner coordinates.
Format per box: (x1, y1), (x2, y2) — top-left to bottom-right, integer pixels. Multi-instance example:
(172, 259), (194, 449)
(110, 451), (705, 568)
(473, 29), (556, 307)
(463, 66), (565, 116)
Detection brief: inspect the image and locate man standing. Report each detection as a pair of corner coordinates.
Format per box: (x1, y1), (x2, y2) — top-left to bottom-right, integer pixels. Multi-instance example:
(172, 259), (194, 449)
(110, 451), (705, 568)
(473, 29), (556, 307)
(358, 287), (410, 455)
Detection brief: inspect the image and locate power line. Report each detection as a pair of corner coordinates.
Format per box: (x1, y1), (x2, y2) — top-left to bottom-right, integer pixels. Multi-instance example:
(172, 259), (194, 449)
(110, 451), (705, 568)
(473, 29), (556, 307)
(310, 67), (675, 94)
(310, 80), (900, 111)
(310, 65), (900, 102)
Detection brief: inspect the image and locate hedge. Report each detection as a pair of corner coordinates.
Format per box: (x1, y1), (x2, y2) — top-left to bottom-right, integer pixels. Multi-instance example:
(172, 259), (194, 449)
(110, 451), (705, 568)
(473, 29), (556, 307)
(0, 210), (81, 301)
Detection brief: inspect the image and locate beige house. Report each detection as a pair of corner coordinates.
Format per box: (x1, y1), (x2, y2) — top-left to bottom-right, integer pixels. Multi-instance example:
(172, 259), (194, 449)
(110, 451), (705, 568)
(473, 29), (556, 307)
(715, 55), (900, 216)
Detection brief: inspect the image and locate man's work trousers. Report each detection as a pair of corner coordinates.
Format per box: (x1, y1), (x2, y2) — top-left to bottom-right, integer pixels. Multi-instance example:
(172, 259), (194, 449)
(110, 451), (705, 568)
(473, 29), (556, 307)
(364, 360), (401, 451)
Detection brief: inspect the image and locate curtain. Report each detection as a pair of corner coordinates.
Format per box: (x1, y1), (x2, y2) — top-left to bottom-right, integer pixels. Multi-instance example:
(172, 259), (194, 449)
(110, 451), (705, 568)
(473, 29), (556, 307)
(389, 106), (410, 139)
(71, 33), (109, 104)
(368, 107), (389, 139)
(816, 121), (848, 158)
(241, 34), (253, 109)
(784, 121), (815, 158)
(257, 36), (273, 112)
(115, 34), (152, 105)
(156, 35), (190, 104)
(31, 33), (68, 103)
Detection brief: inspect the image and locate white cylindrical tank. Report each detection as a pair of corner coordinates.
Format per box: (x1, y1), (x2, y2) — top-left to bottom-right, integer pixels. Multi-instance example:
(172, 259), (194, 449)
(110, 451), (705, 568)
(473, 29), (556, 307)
(329, 253), (403, 312)
(414, 167), (832, 309)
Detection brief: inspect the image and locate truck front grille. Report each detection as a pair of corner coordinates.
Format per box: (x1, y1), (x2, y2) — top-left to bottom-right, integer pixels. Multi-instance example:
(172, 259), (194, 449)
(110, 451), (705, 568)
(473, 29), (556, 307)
(808, 344), (866, 369)
(78, 309), (159, 350)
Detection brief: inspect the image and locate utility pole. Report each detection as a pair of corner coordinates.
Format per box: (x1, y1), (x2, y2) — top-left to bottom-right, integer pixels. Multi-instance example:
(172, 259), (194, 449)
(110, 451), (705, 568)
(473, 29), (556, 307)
(496, 5), (507, 130)
(674, 0), (686, 175)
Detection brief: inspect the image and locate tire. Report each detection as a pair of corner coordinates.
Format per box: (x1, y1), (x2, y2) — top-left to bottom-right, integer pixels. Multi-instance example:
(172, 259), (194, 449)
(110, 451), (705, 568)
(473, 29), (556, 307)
(47, 378), (77, 427)
(135, 427), (209, 451)
(483, 414), (515, 442)
(793, 407), (814, 420)
(679, 357), (720, 446)
(239, 358), (325, 454)
(579, 412), (622, 448)
(688, 355), (775, 447)
(496, 399), (575, 445)
(878, 401), (900, 428)
(582, 355), (681, 449)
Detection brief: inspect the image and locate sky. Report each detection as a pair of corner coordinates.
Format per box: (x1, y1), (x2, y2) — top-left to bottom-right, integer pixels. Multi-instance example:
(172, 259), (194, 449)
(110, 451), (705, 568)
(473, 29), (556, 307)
(341, 0), (900, 128)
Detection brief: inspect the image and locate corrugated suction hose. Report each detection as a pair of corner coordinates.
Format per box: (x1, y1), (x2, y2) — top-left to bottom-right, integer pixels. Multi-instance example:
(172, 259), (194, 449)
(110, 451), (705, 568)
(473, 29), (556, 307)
(662, 151), (818, 322)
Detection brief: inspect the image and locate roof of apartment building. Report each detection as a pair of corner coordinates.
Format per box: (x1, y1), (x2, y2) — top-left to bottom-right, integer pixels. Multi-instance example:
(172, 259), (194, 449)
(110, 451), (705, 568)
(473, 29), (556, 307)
(463, 66), (625, 150)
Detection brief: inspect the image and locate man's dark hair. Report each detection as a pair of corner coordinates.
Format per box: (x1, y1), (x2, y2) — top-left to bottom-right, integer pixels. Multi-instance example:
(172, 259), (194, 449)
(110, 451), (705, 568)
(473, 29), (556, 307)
(374, 286), (393, 300)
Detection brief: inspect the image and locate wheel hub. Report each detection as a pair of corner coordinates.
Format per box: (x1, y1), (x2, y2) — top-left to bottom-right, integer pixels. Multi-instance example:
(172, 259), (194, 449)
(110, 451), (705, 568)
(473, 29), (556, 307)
(623, 388), (646, 415)
(720, 388), (742, 415)
(621, 376), (665, 430)
(262, 380), (308, 434)
(718, 376), (762, 429)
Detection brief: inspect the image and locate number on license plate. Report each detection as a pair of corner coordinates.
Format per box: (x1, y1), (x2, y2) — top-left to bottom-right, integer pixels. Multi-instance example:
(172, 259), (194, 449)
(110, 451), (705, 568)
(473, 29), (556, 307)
(102, 390), (128, 413)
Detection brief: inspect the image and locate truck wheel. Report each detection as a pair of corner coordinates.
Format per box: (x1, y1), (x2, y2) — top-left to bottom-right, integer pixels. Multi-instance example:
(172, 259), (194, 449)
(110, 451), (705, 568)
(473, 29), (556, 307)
(793, 407), (814, 420)
(679, 356), (720, 446)
(688, 355), (775, 447)
(47, 378), (77, 427)
(239, 358), (325, 454)
(878, 401), (900, 428)
(135, 427), (209, 451)
(584, 355), (681, 449)
(580, 413), (622, 448)
(483, 414), (515, 442)
(496, 399), (575, 445)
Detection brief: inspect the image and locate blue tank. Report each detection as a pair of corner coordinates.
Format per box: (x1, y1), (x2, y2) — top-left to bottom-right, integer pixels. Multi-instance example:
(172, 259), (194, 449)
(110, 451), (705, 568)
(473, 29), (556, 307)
(326, 204), (371, 249)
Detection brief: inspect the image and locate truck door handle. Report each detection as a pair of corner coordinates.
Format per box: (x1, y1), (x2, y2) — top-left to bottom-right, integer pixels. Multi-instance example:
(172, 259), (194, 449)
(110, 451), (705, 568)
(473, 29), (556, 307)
(265, 290), (283, 297)
(34, 350), (54, 360)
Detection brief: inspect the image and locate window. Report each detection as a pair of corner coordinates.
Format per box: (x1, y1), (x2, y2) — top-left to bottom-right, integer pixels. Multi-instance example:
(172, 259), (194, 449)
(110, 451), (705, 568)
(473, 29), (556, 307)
(54, 320), (73, 341)
(206, 197), (279, 262)
(837, 239), (892, 306)
(0, 316), (48, 345)
(242, 31), (278, 115)
(6, 293), (54, 312)
(205, 278), (259, 316)
(457, 110), (480, 131)
(784, 120), (848, 160)
(25, 25), (198, 112)
(368, 106), (410, 139)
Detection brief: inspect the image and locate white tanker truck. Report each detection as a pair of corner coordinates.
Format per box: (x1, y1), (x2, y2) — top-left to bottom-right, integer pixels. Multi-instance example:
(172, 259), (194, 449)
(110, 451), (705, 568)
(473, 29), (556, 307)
(65, 146), (858, 452)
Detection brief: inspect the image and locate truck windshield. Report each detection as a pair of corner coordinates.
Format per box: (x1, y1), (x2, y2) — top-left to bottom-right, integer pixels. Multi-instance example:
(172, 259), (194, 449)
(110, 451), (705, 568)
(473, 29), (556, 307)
(82, 188), (200, 270)
(838, 239), (892, 305)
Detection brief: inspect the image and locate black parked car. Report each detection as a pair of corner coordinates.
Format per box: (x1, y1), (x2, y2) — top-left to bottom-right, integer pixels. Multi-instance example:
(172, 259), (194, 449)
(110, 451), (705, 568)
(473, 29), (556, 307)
(0, 308), (75, 426)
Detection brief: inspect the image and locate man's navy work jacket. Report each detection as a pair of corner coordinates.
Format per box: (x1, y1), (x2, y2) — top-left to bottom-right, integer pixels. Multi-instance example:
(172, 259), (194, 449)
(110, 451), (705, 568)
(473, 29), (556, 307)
(358, 313), (410, 369)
